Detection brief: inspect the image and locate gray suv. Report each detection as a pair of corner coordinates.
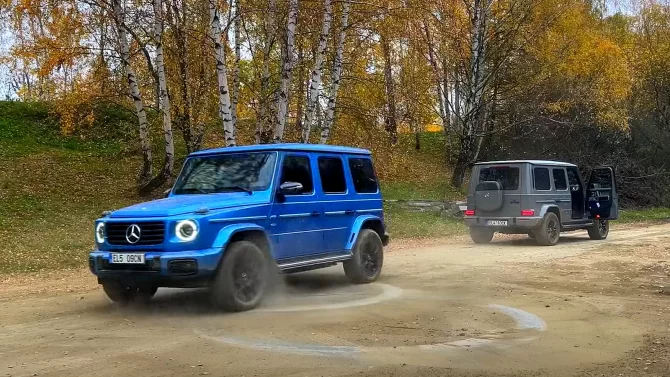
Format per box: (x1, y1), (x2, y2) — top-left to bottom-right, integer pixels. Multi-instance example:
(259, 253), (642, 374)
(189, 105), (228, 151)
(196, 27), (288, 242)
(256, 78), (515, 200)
(464, 160), (619, 246)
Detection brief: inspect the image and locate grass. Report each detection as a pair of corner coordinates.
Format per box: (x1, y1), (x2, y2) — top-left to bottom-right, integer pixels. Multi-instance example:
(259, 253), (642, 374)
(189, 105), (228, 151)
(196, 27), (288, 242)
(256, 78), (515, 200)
(384, 203), (466, 239)
(619, 208), (670, 223)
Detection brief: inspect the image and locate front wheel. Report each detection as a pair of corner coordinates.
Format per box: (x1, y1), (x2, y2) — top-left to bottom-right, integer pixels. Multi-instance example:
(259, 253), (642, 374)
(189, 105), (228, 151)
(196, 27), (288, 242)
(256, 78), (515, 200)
(210, 240), (269, 312)
(344, 229), (384, 284)
(587, 220), (609, 240)
(470, 227), (494, 244)
(102, 283), (157, 305)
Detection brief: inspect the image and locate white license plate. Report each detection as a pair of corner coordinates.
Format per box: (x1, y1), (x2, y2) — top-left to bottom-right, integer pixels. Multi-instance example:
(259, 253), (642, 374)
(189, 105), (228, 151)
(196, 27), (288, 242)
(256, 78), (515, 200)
(487, 220), (508, 226)
(111, 253), (145, 264)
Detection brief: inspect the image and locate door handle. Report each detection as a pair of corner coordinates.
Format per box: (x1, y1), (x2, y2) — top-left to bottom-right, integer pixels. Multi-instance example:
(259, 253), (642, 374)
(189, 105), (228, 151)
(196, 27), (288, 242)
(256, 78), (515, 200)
(344, 210), (355, 215)
(311, 211), (321, 216)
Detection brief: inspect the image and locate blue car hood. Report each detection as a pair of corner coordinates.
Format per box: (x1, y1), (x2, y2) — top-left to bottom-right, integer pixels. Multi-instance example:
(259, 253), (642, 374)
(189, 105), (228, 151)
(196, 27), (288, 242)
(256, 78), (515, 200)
(109, 194), (269, 218)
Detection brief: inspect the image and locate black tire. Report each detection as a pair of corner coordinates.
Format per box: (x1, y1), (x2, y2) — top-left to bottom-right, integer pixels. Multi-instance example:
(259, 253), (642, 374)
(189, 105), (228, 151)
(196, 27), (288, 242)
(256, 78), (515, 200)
(344, 229), (384, 284)
(470, 227), (494, 244)
(528, 231), (536, 239)
(535, 212), (561, 246)
(210, 241), (269, 312)
(102, 283), (157, 305)
(587, 220), (609, 240)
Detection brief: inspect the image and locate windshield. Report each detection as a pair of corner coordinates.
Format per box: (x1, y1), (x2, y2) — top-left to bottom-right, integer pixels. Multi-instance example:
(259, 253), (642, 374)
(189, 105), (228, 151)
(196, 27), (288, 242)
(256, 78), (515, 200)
(173, 152), (277, 195)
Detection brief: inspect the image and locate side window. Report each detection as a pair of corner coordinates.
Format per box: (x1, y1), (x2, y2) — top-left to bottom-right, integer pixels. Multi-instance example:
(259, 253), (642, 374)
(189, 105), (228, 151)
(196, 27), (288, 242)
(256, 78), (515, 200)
(348, 158), (379, 193)
(553, 169), (568, 191)
(280, 155), (313, 195)
(318, 157), (347, 194)
(567, 168), (581, 186)
(533, 167), (551, 191)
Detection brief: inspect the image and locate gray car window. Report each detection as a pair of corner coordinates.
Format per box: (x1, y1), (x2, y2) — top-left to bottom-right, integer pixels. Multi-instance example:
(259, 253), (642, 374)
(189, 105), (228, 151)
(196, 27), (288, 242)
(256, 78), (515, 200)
(479, 167), (519, 190)
(534, 168), (551, 191)
(553, 169), (568, 191)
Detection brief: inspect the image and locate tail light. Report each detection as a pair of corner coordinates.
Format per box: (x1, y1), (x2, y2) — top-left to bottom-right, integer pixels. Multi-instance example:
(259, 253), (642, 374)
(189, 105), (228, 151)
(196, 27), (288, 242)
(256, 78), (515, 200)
(465, 210), (476, 216)
(521, 209), (535, 216)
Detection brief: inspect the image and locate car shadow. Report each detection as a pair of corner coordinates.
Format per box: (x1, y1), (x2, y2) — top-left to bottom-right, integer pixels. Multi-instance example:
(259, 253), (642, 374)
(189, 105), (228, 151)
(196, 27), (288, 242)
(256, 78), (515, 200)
(494, 235), (592, 247)
(91, 268), (358, 317)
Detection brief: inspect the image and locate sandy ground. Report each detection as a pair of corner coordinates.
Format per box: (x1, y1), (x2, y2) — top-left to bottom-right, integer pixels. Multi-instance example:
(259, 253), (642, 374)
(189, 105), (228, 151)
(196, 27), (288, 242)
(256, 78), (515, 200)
(1, 224), (670, 377)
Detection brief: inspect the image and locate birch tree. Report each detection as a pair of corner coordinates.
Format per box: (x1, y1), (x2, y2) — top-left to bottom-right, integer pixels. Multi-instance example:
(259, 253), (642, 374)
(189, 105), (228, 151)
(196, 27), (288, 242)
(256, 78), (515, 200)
(231, 0), (242, 128)
(209, 0), (236, 147)
(112, 0), (152, 183)
(301, 0), (333, 143)
(274, 0), (299, 143)
(319, 0), (351, 144)
(152, 0), (174, 177)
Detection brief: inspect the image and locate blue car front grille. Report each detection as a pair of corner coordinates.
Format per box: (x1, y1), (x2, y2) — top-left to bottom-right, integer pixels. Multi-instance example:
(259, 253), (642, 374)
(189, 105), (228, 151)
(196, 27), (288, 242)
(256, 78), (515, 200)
(106, 222), (166, 246)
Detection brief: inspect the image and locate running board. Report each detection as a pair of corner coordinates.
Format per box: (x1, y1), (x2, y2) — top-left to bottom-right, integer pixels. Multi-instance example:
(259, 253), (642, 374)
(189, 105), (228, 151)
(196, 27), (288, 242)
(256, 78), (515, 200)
(277, 253), (353, 271)
(562, 222), (594, 231)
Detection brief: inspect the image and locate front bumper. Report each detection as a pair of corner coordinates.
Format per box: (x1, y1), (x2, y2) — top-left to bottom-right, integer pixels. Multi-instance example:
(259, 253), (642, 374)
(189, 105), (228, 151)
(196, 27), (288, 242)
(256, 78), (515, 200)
(89, 247), (222, 288)
(464, 216), (543, 230)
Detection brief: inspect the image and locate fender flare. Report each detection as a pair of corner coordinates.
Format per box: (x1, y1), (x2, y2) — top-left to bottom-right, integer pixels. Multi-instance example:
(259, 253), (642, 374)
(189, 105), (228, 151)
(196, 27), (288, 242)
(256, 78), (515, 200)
(211, 223), (270, 250)
(345, 215), (384, 250)
(539, 204), (561, 219)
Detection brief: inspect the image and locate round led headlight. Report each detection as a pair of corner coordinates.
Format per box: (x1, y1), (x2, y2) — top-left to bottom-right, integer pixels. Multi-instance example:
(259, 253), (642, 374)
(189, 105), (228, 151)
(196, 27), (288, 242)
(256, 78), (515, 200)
(95, 222), (106, 244)
(176, 220), (199, 242)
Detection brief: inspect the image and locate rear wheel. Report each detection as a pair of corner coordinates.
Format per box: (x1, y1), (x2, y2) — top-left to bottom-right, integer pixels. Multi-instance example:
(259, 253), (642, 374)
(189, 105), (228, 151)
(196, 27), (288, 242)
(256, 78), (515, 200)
(470, 227), (494, 244)
(102, 283), (157, 305)
(535, 212), (560, 246)
(587, 220), (609, 240)
(210, 241), (269, 312)
(344, 229), (384, 284)
(527, 231), (536, 239)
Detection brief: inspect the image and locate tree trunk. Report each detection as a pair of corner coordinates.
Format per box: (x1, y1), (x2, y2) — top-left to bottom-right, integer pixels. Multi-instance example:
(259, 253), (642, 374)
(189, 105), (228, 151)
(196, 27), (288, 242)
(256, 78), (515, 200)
(301, 0), (333, 143)
(209, 0), (236, 147)
(382, 33), (398, 145)
(294, 44), (306, 136)
(255, 0), (277, 144)
(231, 0), (241, 128)
(112, 0), (152, 184)
(274, 0), (299, 143)
(152, 0), (174, 178)
(319, 0), (350, 144)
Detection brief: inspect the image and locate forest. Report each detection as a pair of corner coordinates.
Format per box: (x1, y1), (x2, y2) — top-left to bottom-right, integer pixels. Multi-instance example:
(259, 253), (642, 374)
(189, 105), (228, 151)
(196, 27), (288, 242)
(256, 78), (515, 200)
(1, 0), (670, 206)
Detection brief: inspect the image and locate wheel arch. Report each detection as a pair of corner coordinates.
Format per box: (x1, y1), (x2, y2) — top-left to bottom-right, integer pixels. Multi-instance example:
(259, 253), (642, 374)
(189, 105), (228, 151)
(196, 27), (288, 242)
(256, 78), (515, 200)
(211, 224), (272, 261)
(346, 215), (386, 250)
(540, 205), (561, 223)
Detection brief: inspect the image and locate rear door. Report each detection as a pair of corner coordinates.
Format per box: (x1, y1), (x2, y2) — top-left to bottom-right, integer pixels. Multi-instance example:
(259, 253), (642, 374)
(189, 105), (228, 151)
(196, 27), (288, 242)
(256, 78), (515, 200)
(586, 167), (619, 220)
(470, 164), (522, 219)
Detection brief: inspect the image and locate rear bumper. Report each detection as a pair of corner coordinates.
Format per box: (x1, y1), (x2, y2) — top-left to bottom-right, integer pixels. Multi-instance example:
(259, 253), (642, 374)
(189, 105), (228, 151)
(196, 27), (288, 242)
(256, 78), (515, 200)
(89, 247), (222, 288)
(464, 216), (543, 230)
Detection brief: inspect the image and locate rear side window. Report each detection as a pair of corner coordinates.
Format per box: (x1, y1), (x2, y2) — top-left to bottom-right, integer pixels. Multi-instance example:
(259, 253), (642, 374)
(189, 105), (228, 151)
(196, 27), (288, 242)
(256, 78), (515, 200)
(478, 167), (519, 190)
(348, 158), (378, 193)
(553, 169), (568, 191)
(280, 155), (314, 194)
(318, 157), (346, 194)
(533, 168), (551, 191)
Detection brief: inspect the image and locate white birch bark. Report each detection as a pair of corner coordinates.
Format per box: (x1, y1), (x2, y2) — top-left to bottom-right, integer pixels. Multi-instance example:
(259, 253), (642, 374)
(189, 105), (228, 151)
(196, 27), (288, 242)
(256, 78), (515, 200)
(231, 0), (241, 128)
(319, 0), (350, 144)
(301, 0), (332, 143)
(274, 0), (299, 143)
(152, 0), (174, 176)
(209, 0), (236, 147)
(113, 0), (152, 182)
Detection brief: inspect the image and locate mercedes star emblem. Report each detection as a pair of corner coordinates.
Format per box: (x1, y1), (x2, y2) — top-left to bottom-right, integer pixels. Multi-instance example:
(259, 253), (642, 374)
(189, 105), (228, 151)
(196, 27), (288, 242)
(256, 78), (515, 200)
(125, 224), (142, 244)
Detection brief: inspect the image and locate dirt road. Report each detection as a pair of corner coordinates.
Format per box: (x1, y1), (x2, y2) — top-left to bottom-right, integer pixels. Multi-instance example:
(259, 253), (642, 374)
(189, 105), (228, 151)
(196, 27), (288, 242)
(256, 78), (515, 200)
(1, 224), (670, 377)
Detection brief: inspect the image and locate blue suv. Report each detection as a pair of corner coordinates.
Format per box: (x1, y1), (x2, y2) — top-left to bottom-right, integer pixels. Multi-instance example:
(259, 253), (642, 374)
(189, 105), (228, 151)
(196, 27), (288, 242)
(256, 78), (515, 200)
(89, 144), (389, 311)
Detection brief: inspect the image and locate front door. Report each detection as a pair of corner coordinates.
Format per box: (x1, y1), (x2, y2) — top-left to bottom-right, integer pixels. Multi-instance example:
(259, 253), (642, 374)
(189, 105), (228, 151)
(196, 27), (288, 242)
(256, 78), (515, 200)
(270, 154), (323, 261)
(586, 167), (619, 220)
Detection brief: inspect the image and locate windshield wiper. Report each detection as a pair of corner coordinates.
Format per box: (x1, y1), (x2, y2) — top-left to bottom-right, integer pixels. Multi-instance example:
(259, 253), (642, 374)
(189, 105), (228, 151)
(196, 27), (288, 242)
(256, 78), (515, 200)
(215, 186), (253, 195)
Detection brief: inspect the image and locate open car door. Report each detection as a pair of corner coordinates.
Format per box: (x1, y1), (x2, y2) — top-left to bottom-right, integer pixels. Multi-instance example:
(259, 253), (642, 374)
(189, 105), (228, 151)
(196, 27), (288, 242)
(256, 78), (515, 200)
(586, 167), (619, 220)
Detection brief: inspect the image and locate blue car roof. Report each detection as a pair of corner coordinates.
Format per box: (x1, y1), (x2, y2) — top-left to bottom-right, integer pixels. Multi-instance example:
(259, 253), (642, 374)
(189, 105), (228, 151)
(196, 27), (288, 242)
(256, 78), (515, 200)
(189, 143), (372, 157)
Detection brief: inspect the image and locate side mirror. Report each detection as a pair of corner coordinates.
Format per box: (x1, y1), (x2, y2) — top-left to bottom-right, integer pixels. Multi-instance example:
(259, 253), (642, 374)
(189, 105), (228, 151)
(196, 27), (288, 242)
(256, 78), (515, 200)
(279, 181), (303, 195)
(163, 188), (172, 198)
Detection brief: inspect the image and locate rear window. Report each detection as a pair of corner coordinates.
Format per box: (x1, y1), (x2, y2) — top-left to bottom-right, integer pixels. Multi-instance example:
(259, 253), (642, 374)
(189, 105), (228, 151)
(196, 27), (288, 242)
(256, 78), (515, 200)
(534, 168), (551, 191)
(478, 166), (520, 190)
(348, 158), (378, 193)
